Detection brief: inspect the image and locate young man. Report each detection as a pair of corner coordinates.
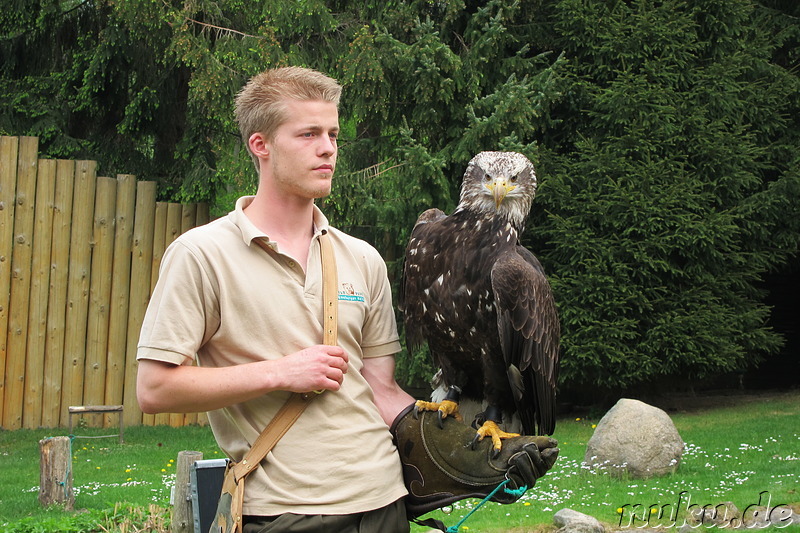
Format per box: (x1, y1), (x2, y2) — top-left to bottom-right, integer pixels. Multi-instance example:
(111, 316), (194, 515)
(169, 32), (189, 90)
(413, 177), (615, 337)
(137, 66), (558, 533)
(137, 67), (413, 532)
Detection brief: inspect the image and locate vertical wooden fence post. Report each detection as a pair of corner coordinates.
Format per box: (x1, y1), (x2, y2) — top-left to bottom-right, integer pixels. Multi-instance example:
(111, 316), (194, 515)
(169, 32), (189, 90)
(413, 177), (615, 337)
(23, 158), (56, 429)
(104, 174), (135, 426)
(82, 177), (117, 421)
(122, 180), (156, 428)
(0, 135), (20, 425)
(41, 159), (76, 428)
(60, 160), (97, 427)
(173, 450), (203, 533)
(4, 136), (39, 429)
(39, 436), (74, 509)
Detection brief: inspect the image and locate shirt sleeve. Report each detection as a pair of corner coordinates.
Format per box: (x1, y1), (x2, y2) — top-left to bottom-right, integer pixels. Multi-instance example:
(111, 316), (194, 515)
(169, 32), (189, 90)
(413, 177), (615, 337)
(360, 246), (402, 358)
(137, 239), (220, 365)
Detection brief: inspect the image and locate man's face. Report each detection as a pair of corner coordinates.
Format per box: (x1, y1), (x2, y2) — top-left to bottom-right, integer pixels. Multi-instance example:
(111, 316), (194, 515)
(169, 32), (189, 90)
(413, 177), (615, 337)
(265, 99), (339, 200)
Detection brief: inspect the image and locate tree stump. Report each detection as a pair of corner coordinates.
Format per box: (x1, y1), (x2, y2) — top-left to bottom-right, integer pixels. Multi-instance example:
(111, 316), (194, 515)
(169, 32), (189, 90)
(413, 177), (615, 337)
(39, 436), (74, 509)
(172, 450), (203, 533)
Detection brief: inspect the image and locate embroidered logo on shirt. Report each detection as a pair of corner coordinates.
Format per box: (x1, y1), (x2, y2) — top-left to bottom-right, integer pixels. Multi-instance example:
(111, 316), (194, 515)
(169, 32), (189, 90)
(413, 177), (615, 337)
(339, 282), (366, 302)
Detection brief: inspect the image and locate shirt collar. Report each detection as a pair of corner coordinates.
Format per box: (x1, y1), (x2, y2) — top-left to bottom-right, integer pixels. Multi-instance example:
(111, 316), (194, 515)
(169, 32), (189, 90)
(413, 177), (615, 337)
(229, 196), (330, 249)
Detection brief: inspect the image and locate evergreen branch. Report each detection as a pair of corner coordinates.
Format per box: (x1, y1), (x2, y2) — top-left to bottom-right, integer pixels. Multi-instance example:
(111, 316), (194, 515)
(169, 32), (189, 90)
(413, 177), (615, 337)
(181, 16), (265, 39)
(160, 0), (264, 39)
(351, 160), (406, 182)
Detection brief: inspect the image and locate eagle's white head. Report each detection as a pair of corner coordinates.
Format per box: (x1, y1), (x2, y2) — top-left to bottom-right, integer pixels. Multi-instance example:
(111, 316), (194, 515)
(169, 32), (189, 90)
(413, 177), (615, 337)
(456, 151), (537, 230)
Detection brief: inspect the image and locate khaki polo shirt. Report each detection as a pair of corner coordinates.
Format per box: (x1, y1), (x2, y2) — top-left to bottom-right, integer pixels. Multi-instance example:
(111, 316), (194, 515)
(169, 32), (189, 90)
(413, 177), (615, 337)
(138, 196), (407, 516)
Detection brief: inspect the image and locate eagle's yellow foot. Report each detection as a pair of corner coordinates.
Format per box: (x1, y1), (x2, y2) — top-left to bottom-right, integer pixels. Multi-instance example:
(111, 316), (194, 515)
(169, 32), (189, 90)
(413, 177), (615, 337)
(414, 399), (463, 427)
(471, 420), (520, 455)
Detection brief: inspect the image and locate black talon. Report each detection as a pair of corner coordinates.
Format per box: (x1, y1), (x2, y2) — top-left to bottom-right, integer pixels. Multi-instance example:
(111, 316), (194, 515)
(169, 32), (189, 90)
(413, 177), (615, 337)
(470, 432), (481, 450)
(437, 410), (445, 429)
(491, 446), (501, 460)
(413, 405), (421, 419)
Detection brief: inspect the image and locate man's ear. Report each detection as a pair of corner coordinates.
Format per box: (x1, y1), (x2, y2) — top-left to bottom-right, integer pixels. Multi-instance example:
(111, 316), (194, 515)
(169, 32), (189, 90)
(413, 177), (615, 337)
(248, 132), (270, 160)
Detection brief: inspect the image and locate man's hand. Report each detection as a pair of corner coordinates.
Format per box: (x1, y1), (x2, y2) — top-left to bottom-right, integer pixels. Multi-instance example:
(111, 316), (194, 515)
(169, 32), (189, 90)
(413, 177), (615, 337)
(505, 436), (559, 494)
(271, 345), (348, 393)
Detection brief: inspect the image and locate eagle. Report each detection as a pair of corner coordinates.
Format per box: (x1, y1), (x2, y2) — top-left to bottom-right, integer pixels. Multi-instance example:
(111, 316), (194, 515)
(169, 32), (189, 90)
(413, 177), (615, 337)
(400, 151), (560, 453)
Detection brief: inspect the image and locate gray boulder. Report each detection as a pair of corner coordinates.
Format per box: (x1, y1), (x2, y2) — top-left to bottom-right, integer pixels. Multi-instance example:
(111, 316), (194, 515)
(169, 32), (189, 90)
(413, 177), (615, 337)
(738, 504), (798, 529)
(554, 508), (605, 533)
(584, 398), (684, 478)
(686, 501), (740, 528)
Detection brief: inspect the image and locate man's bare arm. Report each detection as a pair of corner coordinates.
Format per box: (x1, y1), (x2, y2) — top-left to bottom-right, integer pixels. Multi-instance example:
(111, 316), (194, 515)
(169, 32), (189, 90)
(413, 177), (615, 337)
(137, 345), (348, 414)
(361, 354), (415, 426)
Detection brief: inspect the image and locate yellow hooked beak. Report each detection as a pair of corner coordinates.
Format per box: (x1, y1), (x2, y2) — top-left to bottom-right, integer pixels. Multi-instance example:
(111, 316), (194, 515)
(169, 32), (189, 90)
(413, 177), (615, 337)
(485, 177), (517, 209)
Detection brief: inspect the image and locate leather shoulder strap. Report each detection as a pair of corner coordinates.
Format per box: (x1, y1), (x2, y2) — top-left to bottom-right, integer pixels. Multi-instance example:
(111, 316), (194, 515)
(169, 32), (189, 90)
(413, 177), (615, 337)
(319, 231), (338, 346)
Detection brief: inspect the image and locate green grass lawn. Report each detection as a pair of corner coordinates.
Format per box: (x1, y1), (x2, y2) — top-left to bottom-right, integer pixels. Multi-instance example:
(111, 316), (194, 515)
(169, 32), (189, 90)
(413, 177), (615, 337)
(1, 391), (798, 532)
(412, 390), (800, 532)
(0, 423), (221, 531)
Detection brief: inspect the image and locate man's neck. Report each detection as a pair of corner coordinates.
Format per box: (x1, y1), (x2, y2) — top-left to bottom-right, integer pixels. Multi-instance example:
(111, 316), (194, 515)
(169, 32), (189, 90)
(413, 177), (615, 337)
(245, 190), (315, 238)
(244, 191), (317, 269)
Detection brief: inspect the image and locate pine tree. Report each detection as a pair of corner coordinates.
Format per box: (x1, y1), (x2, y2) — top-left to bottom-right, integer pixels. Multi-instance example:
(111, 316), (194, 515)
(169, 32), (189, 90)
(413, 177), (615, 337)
(2, 0), (797, 393)
(536, 0), (800, 392)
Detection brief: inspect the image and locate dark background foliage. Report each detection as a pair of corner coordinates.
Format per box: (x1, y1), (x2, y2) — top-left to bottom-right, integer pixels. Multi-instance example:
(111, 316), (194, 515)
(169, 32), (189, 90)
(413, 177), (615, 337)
(2, 0), (798, 401)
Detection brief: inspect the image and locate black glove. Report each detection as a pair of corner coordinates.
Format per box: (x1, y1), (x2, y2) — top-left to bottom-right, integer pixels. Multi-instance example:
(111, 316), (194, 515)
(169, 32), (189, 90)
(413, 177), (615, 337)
(390, 404), (559, 518)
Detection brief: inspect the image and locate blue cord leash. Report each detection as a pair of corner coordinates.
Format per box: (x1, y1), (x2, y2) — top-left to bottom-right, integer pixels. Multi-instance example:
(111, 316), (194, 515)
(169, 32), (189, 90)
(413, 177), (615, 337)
(444, 480), (529, 533)
(59, 436), (76, 499)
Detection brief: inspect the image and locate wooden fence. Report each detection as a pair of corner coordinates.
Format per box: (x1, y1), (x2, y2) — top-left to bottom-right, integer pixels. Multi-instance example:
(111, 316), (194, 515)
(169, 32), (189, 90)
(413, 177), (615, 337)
(1, 136), (210, 430)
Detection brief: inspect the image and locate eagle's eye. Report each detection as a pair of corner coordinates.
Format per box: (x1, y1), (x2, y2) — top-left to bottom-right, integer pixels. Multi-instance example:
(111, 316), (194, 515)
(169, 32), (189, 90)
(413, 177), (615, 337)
(484, 173), (493, 182)
(510, 175), (518, 182)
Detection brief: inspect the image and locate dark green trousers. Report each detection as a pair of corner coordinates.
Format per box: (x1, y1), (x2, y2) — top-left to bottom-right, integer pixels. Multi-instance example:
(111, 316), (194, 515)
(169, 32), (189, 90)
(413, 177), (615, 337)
(242, 498), (410, 533)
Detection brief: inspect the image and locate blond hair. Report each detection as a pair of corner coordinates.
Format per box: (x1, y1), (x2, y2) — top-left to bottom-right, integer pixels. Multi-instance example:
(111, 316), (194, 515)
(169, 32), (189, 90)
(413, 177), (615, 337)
(235, 66), (342, 170)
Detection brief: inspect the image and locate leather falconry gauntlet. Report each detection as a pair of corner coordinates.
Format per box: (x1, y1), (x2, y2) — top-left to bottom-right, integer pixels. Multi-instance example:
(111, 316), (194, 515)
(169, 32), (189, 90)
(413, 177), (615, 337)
(390, 404), (559, 518)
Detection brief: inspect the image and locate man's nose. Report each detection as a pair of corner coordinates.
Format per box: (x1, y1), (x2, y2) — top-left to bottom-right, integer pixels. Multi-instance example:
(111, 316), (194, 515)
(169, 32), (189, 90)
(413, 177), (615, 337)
(318, 135), (336, 155)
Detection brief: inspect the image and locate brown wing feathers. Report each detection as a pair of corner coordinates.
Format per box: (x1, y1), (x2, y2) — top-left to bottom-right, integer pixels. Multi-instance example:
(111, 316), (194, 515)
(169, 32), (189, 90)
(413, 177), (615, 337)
(491, 249), (559, 435)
